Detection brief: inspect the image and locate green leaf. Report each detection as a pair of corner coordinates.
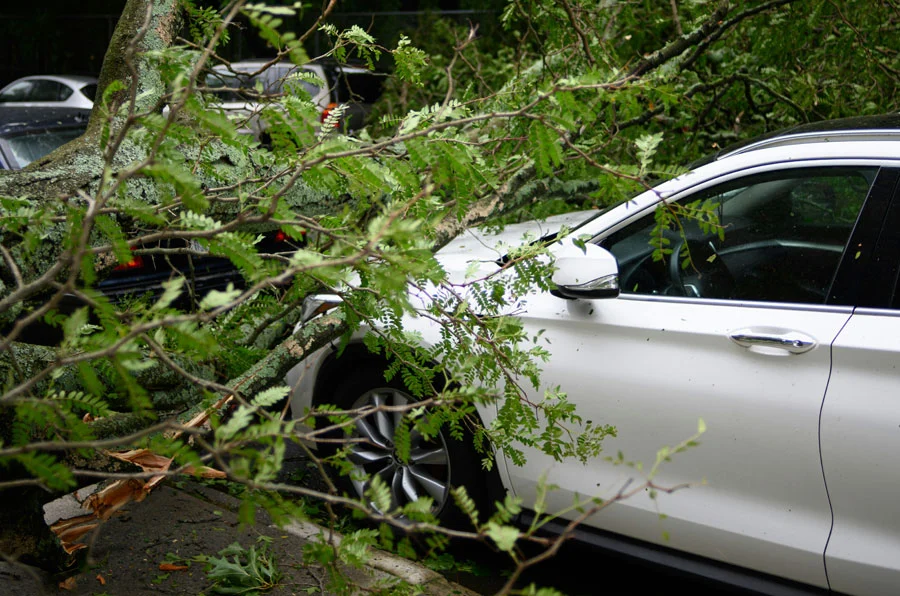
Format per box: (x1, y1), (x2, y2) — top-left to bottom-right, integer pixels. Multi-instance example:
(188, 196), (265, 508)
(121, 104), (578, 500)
(143, 163), (208, 212)
(218, 406), (253, 441)
(393, 35), (428, 86)
(485, 522), (519, 553)
(251, 386), (289, 409)
(529, 121), (563, 176)
(16, 452), (74, 491)
(152, 277), (185, 311)
(367, 474), (393, 514)
(451, 486), (479, 528)
(62, 307), (89, 343)
(636, 132), (664, 175)
(244, 3), (297, 16)
(199, 283), (242, 311)
(94, 215), (132, 264)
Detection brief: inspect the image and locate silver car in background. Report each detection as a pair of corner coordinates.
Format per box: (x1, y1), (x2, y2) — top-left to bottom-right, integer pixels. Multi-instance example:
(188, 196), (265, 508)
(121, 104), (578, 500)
(0, 75), (97, 109)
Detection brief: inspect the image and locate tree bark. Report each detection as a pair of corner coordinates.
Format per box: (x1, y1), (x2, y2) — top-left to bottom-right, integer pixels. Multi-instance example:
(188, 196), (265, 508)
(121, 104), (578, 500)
(0, 0), (187, 570)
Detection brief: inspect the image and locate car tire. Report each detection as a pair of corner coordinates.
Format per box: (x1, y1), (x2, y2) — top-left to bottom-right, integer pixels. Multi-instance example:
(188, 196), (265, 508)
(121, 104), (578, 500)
(322, 364), (489, 530)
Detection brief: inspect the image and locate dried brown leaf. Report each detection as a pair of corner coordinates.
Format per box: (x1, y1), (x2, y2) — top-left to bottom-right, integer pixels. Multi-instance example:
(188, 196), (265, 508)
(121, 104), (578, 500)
(58, 577), (77, 590)
(185, 465), (227, 479)
(55, 523), (99, 552)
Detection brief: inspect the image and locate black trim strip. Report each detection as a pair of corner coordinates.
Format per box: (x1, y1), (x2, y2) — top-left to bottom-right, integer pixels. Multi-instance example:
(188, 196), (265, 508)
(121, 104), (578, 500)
(517, 510), (834, 596)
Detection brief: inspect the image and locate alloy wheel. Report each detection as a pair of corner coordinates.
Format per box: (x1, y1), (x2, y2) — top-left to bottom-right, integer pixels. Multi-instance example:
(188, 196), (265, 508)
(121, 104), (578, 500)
(347, 388), (451, 515)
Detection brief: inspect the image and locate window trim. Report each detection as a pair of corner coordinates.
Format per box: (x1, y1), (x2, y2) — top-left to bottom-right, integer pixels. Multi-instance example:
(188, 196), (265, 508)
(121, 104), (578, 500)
(618, 293), (855, 313)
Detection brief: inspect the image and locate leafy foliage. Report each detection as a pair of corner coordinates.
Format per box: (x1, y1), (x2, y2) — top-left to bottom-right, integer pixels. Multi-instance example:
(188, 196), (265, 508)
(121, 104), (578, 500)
(203, 537), (282, 595)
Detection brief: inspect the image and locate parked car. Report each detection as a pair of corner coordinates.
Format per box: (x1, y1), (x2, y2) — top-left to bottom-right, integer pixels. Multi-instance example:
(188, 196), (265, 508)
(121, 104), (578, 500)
(204, 60), (385, 137)
(93, 233), (298, 309)
(0, 105), (301, 340)
(0, 106), (89, 170)
(18, 228), (302, 345)
(0, 75), (97, 109)
(287, 113), (900, 595)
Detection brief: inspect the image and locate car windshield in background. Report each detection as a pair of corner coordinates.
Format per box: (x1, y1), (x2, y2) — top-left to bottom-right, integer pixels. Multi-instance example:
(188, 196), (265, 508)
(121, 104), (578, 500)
(205, 70), (320, 103)
(6, 128), (84, 168)
(333, 71), (385, 104)
(0, 107), (90, 169)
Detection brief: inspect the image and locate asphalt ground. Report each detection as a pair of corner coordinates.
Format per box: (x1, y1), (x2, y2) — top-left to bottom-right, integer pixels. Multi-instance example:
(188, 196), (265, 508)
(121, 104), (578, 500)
(1, 479), (479, 596)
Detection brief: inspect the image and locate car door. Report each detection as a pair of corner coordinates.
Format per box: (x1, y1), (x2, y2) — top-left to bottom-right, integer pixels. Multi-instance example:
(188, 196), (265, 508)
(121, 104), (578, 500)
(820, 168), (900, 595)
(504, 163), (888, 588)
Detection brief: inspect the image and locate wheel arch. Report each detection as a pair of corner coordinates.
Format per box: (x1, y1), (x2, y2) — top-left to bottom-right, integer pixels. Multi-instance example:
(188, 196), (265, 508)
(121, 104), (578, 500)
(310, 341), (510, 515)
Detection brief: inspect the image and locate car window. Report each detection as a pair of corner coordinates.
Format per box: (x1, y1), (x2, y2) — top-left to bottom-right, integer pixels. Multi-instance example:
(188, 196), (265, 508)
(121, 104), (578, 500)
(602, 167), (878, 304)
(206, 70), (272, 101)
(206, 67), (319, 102)
(0, 81), (34, 102)
(27, 80), (72, 102)
(79, 84), (97, 101)
(5, 128), (85, 168)
(332, 71), (385, 104)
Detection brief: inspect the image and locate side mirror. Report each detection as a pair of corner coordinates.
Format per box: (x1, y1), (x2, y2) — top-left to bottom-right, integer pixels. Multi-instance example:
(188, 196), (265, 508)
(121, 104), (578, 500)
(551, 242), (619, 300)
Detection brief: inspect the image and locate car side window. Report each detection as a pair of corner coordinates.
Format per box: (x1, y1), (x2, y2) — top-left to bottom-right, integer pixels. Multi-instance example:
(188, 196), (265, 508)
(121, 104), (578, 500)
(0, 81), (34, 102)
(602, 167), (878, 304)
(79, 84), (97, 101)
(28, 80), (71, 102)
(262, 67), (288, 97)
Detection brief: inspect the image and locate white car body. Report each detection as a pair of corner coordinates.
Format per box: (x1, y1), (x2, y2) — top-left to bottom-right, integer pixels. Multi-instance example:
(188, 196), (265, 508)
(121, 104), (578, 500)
(0, 75), (97, 109)
(287, 115), (900, 595)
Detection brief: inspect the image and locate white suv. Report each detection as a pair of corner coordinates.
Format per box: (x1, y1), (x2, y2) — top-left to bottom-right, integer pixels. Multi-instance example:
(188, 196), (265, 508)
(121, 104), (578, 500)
(287, 113), (900, 595)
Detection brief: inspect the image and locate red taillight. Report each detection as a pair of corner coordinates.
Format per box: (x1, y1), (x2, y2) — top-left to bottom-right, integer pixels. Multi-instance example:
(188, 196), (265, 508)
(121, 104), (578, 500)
(320, 102), (340, 128)
(274, 230), (305, 242)
(114, 255), (144, 271)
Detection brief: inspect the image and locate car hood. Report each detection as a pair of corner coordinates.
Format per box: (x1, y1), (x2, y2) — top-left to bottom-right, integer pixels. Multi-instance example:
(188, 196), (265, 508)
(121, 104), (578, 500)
(435, 210), (597, 282)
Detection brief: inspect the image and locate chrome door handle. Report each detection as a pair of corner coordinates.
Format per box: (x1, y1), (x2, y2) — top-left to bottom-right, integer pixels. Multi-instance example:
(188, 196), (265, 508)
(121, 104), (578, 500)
(729, 329), (817, 354)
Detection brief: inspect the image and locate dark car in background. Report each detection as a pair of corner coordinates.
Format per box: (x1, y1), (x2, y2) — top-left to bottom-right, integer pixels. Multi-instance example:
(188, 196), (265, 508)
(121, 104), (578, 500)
(91, 231), (300, 312)
(0, 106), (90, 169)
(0, 105), (300, 343)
